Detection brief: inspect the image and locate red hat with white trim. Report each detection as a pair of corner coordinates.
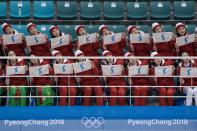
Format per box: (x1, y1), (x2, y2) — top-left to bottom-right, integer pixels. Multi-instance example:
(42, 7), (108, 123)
(51, 50), (61, 56)
(27, 22), (36, 32)
(152, 22), (161, 31)
(2, 23), (12, 33)
(102, 50), (112, 56)
(75, 25), (85, 34)
(175, 22), (185, 31)
(124, 52), (134, 57)
(127, 26), (137, 34)
(74, 49), (84, 56)
(49, 25), (59, 33)
(99, 25), (108, 34)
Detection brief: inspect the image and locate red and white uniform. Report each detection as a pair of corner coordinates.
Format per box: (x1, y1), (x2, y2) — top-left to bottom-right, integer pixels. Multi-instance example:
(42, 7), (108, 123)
(177, 60), (197, 106)
(5, 59), (27, 96)
(102, 51), (126, 106)
(2, 23), (26, 56)
(150, 59), (175, 106)
(49, 25), (74, 57)
(175, 23), (197, 56)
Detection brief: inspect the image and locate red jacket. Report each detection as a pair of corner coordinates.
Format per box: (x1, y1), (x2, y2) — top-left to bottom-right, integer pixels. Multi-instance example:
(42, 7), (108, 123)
(128, 60), (152, 86)
(53, 41), (74, 56)
(75, 60), (100, 86)
(150, 59), (175, 86)
(54, 59), (76, 85)
(102, 37), (126, 56)
(130, 43), (151, 56)
(6, 59), (27, 86)
(177, 60), (197, 86)
(0, 68), (4, 86)
(151, 38), (176, 56)
(31, 59), (53, 85)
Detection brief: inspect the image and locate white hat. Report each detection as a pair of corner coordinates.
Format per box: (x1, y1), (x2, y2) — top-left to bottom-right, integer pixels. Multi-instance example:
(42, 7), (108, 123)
(51, 50), (61, 56)
(102, 50), (112, 56)
(49, 25), (59, 33)
(74, 50), (84, 56)
(2, 23), (12, 33)
(152, 22), (161, 30)
(75, 25), (84, 34)
(99, 25), (108, 33)
(27, 22), (36, 32)
(124, 52), (134, 57)
(151, 51), (159, 57)
(127, 25), (137, 33)
(175, 22), (185, 31)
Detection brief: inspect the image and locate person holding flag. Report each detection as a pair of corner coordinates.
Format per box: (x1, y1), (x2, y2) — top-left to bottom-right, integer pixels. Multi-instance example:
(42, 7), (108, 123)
(177, 52), (197, 106)
(73, 50), (103, 106)
(125, 52), (151, 106)
(101, 50), (126, 106)
(1, 23), (26, 56)
(0, 60), (5, 106)
(5, 50), (28, 106)
(75, 25), (100, 68)
(49, 25), (74, 57)
(52, 50), (77, 106)
(26, 23), (51, 63)
(99, 25), (126, 57)
(175, 22), (197, 56)
(151, 22), (176, 56)
(128, 25), (151, 58)
(29, 55), (54, 106)
(150, 51), (175, 106)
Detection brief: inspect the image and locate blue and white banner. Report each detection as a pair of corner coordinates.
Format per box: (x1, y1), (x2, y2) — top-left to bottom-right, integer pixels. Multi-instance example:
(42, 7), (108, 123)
(101, 65), (123, 76)
(29, 65), (49, 76)
(53, 63), (74, 75)
(73, 60), (92, 74)
(6, 65), (26, 76)
(2, 33), (22, 45)
(128, 65), (149, 76)
(77, 33), (97, 46)
(26, 34), (47, 46)
(180, 67), (197, 76)
(130, 34), (149, 43)
(176, 34), (196, 47)
(155, 65), (173, 76)
(153, 32), (172, 43)
(103, 33), (122, 45)
(51, 35), (70, 49)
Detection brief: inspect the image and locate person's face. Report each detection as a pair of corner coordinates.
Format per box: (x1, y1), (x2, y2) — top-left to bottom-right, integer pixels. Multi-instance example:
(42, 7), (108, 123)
(56, 54), (62, 63)
(182, 52), (189, 63)
(5, 26), (14, 34)
(29, 26), (38, 35)
(8, 51), (16, 62)
(78, 54), (86, 62)
(102, 28), (110, 35)
(129, 58), (136, 65)
(52, 28), (60, 37)
(78, 28), (86, 36)
(30, 55), (38, 65)
(154, 26), (163, 33)
(130, 28), (138, 34)
(154, 58), (162, 66)
(105, 55), (113, 63)
(177, 26), (186, 36)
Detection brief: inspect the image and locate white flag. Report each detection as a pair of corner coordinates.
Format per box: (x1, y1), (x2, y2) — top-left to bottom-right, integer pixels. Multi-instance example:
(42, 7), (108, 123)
(103, 33), (122, 45)
(73, 60), (92, 74)
(78, 33), (97, 46)
(3, 33), (22, 45)
(155, 65), (173, 76)
(53, 63), (74, 75)
(26, 34), (47, 46)
(51, 35), (70, 49)
(29, 64), (49, 76)
(6, 66), (26, 76)
(101, 65), (123, 76)
(153, 32), (172, 43)
(180, 67), (197, 76)
(128, 65), (149, 76)
(129, 34), (149, 43)
(176, 34), (195, 47)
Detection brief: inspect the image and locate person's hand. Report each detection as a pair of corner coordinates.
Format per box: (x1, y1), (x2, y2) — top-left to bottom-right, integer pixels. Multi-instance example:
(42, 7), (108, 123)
(171, 33), (176, 41)
(180, 78), (185, 84)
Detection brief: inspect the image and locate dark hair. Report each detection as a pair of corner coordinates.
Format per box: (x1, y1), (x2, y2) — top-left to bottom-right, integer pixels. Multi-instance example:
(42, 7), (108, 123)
(50, 29), (62, 38)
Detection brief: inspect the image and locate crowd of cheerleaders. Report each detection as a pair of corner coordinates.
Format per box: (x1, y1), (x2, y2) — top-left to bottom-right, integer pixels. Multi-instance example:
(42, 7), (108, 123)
(0, 22), (197, 106)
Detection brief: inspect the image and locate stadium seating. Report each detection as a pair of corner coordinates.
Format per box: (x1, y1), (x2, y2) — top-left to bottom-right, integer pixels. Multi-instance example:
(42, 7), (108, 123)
(163, 24), (174, 32)
(137, 25), (150, 33)
(37, 25), (51, 38)
(186, 24), (197, 34)
(0, 1), (6, 18)
(85, 25), (100, 34)
(174, 1), (195, 20)
(57, 1), (77, 20)
(108, 25), (126, 33)
(33, 1), (54, 19)
(127, 2), (147, 20)
(80, 1), (101, 20)
(104, 1), (124, 20)
(150, 1), (171, 19)
(59, 25), (77, 41)
(12, 25), (28, 35)
(10, 1), (30, 19)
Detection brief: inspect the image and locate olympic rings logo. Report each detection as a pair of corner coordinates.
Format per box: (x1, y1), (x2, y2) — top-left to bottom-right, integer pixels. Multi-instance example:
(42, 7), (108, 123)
(81, 117), (105, 128)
